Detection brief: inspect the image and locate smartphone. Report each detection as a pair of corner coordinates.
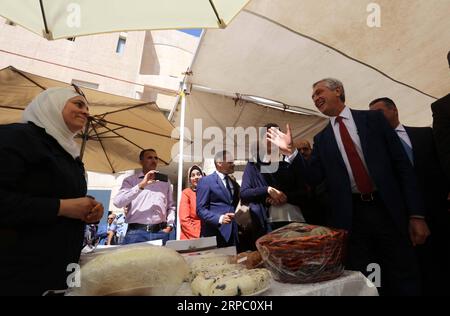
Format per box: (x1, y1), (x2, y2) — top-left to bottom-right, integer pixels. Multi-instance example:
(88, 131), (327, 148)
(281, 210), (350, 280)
(154, 172), (169, 182)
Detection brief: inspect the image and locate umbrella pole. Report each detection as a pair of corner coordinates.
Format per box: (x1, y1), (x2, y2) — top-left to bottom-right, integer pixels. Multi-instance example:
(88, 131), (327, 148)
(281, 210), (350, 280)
(79, 118), (91, 160)
(176, 84), (188, 241)
(39, 0), (52, 39)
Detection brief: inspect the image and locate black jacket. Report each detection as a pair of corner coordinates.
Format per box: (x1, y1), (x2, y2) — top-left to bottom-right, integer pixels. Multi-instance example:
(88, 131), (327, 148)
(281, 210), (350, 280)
(432, 93), (450, 185)
(0, 122), (87, 295)
(404, 126), (448, 217)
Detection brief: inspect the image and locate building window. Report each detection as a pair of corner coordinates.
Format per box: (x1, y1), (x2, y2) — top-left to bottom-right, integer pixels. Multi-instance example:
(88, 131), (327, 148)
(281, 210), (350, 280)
(116, 36), (126, 54)
(71, 79), (99, 90)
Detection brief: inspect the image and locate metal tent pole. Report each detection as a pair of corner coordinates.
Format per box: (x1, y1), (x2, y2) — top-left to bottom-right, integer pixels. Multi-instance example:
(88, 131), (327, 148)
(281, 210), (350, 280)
(175, 82), (188, 240)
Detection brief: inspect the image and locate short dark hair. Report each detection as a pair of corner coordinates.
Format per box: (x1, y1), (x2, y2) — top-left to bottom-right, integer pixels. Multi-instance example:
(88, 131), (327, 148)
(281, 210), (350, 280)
(214, 150), (232, 163)
(139, 148), (156, 160)
(369, 97), (397, 110)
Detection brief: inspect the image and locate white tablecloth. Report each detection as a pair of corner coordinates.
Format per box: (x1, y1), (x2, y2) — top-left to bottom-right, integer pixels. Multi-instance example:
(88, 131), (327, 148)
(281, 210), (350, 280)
(176, 271), (378, 296)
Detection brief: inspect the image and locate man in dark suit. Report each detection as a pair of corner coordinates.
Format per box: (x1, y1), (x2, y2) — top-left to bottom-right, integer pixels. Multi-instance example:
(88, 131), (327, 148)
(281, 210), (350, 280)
(369, 97), (449, 295)
(268, 78), (429, 295)
(431, 51), (450, 183)
(196, 150), (240, 249)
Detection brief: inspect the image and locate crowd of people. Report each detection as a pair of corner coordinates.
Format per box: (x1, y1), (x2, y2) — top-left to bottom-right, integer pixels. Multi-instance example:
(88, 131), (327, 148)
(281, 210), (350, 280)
(0, 52), (448, 296)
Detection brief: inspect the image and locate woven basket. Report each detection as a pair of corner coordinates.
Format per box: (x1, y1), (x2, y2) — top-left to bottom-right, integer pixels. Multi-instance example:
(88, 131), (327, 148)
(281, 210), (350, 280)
(256, 223), (348, 283)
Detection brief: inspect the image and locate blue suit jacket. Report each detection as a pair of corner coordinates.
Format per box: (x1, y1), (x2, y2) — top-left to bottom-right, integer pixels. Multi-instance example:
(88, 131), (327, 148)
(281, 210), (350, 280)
(196, 172), (239, 242)
(295, 110), (425, 234)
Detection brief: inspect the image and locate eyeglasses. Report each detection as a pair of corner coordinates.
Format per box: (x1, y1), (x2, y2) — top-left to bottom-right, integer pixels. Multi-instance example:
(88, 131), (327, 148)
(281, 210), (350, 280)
(71, 83), (88, 103)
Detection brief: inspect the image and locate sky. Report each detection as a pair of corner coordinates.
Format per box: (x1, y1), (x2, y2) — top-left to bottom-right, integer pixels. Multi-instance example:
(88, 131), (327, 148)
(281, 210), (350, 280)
(178, 29), (202, 37)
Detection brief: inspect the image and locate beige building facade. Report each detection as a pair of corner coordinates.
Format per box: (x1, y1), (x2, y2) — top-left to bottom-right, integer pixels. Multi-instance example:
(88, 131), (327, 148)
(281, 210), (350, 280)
(0, 16), (199, 113)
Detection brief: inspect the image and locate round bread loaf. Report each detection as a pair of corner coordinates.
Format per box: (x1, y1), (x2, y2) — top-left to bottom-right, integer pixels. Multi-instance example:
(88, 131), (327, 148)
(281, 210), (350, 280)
(73, 245), (189, 296)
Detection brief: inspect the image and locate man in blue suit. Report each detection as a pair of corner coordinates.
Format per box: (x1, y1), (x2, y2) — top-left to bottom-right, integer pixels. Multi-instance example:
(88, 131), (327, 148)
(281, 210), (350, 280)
(268, 78), (429, 295)
(196, 151), (240, 249)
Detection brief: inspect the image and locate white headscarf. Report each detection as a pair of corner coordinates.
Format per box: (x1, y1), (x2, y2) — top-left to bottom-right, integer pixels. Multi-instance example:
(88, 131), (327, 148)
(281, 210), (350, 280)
(21, 87), (83, 159)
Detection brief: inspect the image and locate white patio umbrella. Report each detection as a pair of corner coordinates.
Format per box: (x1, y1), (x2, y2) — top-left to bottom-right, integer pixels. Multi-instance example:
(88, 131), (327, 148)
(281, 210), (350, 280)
(0, 66), (178, 174)
(0, 0), (250, 40)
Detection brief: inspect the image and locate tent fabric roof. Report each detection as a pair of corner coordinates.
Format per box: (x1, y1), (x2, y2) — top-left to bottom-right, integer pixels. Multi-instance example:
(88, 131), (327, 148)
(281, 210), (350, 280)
(246, 0), (450, 99)
(189, 0), (449, 127)
(0, 66), (177, 173)
(171, 89), (328, 161)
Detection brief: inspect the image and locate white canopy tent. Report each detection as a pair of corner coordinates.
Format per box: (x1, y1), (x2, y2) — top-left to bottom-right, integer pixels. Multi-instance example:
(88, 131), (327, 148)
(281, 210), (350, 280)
(171, 89), (328, 160)
(171, 0), (450, 238)
(244, 0), (450, 100)
(178, 0), (450, 129)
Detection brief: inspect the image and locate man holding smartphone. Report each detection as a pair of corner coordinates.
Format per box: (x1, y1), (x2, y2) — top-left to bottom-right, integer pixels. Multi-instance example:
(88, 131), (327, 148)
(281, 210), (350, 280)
(113, 149), (175, 245)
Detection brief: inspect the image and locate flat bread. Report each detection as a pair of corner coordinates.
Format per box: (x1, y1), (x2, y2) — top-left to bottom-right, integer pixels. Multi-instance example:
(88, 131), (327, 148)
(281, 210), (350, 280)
(191, 268), (272, 296)
(188, 254), (237, 281)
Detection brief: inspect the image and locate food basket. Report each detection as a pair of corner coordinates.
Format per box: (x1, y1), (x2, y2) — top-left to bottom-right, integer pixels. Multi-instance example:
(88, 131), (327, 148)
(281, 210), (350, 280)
(256, 223), (348, 283)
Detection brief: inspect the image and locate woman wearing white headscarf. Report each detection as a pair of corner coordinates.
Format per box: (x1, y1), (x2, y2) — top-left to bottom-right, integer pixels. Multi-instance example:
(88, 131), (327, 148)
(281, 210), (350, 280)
(0, 86), (103, 295)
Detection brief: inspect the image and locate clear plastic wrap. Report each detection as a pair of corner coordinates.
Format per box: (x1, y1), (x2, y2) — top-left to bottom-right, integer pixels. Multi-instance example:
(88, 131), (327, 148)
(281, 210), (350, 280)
(256, 223), (348, 283)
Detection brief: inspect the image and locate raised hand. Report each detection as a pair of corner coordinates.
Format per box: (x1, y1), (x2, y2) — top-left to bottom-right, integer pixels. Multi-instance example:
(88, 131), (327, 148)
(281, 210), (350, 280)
(138, 170), (158, 189)
(267, 124), (294, 156)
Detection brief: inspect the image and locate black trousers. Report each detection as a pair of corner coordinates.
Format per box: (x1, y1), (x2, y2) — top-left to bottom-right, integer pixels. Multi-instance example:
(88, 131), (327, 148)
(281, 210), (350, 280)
(346, 196), (421, 296)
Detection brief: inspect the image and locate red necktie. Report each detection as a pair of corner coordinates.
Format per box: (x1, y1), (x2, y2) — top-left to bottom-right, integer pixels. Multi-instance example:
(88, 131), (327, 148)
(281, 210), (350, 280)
(335, 116), (373, 194)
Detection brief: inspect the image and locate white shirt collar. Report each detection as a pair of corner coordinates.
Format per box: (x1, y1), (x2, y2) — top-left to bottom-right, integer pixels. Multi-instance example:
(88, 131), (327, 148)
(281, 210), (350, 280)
(330, 106), (351, 125)
(215, 170), (227, 180)
(395, 124), (406, 132)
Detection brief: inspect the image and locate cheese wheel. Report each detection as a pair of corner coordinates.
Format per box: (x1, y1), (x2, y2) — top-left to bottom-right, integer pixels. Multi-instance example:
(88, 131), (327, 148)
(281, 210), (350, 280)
(73, 245), (189, 296)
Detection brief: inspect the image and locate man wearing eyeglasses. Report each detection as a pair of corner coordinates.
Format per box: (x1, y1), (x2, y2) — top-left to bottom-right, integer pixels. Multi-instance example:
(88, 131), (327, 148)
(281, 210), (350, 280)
(113, 149), (175, 245)
(106, 213), (117, 245)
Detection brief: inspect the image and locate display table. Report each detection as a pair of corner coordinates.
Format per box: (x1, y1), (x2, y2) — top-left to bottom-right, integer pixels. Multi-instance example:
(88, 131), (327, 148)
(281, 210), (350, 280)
(176, 271), (378, 296)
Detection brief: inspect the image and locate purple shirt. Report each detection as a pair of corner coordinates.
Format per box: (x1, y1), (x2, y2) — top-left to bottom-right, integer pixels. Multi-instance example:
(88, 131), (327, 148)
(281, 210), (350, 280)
(113, 171), (175, 226)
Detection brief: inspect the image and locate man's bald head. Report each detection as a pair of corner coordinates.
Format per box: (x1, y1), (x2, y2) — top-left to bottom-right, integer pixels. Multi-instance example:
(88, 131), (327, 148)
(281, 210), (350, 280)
(295, 139), (312, 161)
